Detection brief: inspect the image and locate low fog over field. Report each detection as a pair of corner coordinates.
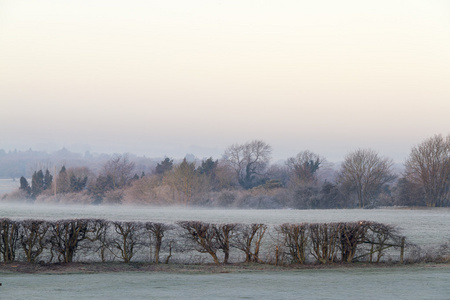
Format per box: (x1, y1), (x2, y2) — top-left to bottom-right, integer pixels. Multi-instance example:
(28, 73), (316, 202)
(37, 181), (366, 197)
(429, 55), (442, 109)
(1, 203), (449, 248)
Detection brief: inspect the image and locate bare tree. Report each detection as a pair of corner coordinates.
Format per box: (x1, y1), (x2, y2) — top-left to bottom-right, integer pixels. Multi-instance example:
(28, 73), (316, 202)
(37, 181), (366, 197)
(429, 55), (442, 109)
(394, 177), (426, 206)
(309, 223), (340, 264)
(223, 140), (272, 189)
(365, 222), (401, 263)
(101, 154), (135, 190)
(232, 223), (267, 263)
(404, 134), (450, 207)
(48, 219), (91, 263)
(110, 221), (143, 263)
(213, 223), (238, 264)
(177, 221), (221, 265)
(0, 219), (19, 262)
(338, 221), (369, 263)
(277, 223), (308, 264)
(145, 222), (172, 264)
(86, 219), (111, 262)
(19, 220), (49, 263)
(337, 149), (395, 208)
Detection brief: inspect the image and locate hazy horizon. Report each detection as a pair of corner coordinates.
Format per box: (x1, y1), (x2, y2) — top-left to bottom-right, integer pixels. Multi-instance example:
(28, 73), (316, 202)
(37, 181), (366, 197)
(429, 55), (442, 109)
(1, 1), (449, 162)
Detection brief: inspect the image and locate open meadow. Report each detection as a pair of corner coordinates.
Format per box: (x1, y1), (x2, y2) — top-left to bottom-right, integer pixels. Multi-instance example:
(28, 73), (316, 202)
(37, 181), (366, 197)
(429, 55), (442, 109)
(1, 204), (449, 299)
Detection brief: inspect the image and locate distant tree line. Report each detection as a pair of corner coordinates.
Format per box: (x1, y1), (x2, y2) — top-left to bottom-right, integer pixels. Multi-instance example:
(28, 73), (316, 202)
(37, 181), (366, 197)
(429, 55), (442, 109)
(0, 148), (153, 180)
(4, 134), (450, 208)
(0, 218), (413, 265)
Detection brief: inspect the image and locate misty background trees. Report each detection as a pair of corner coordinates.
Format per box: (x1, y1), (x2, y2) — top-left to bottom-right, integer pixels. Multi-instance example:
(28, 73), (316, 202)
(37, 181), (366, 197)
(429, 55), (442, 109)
(1, 134), (449, 208)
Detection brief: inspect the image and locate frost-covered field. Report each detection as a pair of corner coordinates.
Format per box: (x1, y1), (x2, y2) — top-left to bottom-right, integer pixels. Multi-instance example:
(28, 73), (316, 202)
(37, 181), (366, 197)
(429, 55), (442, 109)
(1, 266), (450, 300)
(0, 179), (19, 195)
(1, 204), (449, 299)
(1, 203), (449, 247)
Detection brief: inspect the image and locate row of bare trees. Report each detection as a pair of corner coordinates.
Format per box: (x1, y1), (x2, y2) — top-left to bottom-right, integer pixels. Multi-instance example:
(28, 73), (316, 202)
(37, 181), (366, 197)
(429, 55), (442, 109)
(0, 218), (172, 264)
(0, 218), (406, 265)
(221, 135), (449, 208)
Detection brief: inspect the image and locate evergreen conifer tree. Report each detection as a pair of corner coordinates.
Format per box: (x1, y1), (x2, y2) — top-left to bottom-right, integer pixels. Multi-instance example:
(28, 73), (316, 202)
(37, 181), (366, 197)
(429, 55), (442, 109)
(43, 169), (53, 190)
(31, 170), (44, 198)
(57, 166), (70, 193)
(19, 176), (31, 196)
(155, 158), (173, 175)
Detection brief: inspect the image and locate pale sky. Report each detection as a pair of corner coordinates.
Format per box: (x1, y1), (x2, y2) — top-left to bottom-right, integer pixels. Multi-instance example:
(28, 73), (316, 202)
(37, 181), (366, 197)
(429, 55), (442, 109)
(1, 0), (449, 162)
